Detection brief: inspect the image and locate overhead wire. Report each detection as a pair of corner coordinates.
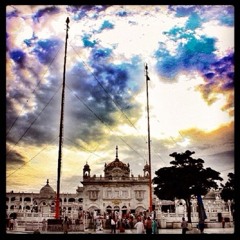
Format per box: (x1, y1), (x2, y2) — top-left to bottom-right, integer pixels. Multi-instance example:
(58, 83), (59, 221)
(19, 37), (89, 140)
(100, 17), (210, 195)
(6, 43), (63, 137)
(6, 84), (62, 157)
(7, 136), (59, 178)
(65, 84), (146, 162)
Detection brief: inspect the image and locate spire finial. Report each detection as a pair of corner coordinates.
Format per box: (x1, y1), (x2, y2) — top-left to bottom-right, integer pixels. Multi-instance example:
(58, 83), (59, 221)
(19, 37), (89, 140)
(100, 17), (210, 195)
(116, 145), (118, 159)
(47, 179), (49, 185)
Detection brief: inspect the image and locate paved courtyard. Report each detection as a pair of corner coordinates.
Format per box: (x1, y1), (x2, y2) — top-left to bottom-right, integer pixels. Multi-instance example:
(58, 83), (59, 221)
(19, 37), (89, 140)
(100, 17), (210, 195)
(6, 226), (234, 234)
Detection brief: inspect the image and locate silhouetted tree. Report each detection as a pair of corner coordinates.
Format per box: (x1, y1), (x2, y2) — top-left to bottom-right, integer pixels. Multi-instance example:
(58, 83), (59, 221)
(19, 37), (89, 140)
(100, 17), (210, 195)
(220, 173), (235, 218)
(220, 172), (234, 201)
(153, 150), (223, 223)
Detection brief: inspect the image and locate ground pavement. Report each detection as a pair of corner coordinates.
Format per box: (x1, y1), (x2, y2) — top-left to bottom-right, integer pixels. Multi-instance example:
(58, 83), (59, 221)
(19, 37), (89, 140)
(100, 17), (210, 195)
(6, 226), (234, 234)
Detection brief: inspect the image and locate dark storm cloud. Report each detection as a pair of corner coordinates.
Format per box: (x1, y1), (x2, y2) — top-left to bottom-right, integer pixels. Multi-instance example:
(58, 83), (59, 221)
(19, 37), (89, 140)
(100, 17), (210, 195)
(208, 150), (234, 161)
(154, 9), (234, 114)
(60, 60), (132, 143)
(32, 6), (60, 22)
(155, 31), (217, 79)
(6, 38), (142, 148)
(170, 5), (196, 17)
(171, 5), (234, 27)
(67, 5), (111, 21)
(160, 5), (234, 81)
(204, 150), (234, 176)
(24, 33), (38, 47)
(91, 48), (112, 60)
(32, 38), (62, 65)
(6, 146), (25, 164)
(99, 20), (114, 31)
(82, 34), (97, 48)
(54, 49), (144, 145)
(6, 8), (19, 18)
(116, 10), (128, 17)
(6, 69), (64, 146)
(9, 49), (26, 65)
(214, 6), (234, 26)
(205, 52), (234, 91)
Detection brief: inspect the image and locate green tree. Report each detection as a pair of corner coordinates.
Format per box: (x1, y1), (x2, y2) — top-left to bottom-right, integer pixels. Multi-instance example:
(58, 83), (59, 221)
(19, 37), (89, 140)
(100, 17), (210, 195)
(153, 150), (223, 223)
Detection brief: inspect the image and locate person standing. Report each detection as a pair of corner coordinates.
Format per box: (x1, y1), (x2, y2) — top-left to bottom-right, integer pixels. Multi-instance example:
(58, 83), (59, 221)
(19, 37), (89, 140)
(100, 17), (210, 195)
(152, 219), (158, 234)
(9, 218), (14, 230)
(62, 216), (69, 234)
(13, 218), (18, 230)
(198, 219), (205, 234)
(42, 218), (47, 232)
(110, 217), (116, 234)
(181, 217), (188, 234)
(144, 216), (152, 234)
(134, 219), (145, 234)
(77, 218), (81, 231)
(221, 217), (225, 228)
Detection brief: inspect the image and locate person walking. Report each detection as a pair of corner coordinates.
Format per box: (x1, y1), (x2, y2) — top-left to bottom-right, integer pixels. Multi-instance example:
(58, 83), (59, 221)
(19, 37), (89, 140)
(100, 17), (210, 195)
(181, 217), (188, 234)
(134, 219), (145, 234)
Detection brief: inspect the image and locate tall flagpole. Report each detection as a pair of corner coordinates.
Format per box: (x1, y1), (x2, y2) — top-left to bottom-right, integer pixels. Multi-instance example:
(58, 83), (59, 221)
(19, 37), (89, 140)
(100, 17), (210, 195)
(145, 63), (152, 213)
(55, 17), (70, 219)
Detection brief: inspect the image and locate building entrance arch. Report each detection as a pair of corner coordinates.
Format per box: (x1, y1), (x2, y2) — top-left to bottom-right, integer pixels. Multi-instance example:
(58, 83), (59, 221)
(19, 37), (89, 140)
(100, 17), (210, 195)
(113, 205), (120, 212)
(121, 205), (128, 215)
(135, 206), (146, 214)
(106, 205), (112, 214)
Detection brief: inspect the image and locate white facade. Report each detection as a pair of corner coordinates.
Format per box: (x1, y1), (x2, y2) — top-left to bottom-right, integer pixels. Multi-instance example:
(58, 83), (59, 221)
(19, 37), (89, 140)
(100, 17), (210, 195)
(6, 146), (232, 227)
(79, 146), (151, 215)
(6, 146), (151, 219)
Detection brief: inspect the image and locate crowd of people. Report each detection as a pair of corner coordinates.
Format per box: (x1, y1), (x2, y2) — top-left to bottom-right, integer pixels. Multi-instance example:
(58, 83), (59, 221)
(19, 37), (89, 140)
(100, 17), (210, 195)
(107, 211), (160, 234)
(7, 211), (207, 234)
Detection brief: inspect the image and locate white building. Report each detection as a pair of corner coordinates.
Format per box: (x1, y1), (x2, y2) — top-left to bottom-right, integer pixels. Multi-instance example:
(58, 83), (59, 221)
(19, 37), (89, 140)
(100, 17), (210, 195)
(6, 146), (151, 220)
(6, 146), (232, 229)
(78, 145), (150, 215)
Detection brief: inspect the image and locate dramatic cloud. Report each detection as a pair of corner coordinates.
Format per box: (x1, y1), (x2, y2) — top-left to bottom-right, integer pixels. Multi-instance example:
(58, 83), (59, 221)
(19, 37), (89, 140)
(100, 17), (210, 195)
(6, 5), (234, 193)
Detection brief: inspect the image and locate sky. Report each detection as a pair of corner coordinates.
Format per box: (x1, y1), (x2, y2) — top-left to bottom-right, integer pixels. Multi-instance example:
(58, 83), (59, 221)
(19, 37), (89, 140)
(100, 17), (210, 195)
(6, 5), (234, 194)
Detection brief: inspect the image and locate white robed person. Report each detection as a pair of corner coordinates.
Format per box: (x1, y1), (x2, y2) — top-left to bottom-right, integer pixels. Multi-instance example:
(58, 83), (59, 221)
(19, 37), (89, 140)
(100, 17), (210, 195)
(134, 219), (145, 234)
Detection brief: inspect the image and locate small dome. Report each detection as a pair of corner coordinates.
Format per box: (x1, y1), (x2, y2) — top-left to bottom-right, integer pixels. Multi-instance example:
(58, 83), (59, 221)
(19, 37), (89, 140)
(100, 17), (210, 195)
(40, 179), (55, 196)
(83, 162), (90, 170)
(143, 162), (149, 170)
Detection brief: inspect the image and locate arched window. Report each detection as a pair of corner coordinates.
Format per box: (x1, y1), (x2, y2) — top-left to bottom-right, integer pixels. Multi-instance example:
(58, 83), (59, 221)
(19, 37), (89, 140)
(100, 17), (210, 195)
(68, 198), (75, 202)
(24, 197), (31, 202)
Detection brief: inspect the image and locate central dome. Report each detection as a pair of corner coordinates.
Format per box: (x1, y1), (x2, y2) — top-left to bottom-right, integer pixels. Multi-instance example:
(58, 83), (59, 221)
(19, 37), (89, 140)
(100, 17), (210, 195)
(104, 146), (130, 178)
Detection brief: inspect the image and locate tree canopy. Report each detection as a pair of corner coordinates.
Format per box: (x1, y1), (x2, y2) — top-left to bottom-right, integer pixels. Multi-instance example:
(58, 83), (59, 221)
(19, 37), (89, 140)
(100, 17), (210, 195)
(153, 150), (223, 222)
(220, 172), (234, 202)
